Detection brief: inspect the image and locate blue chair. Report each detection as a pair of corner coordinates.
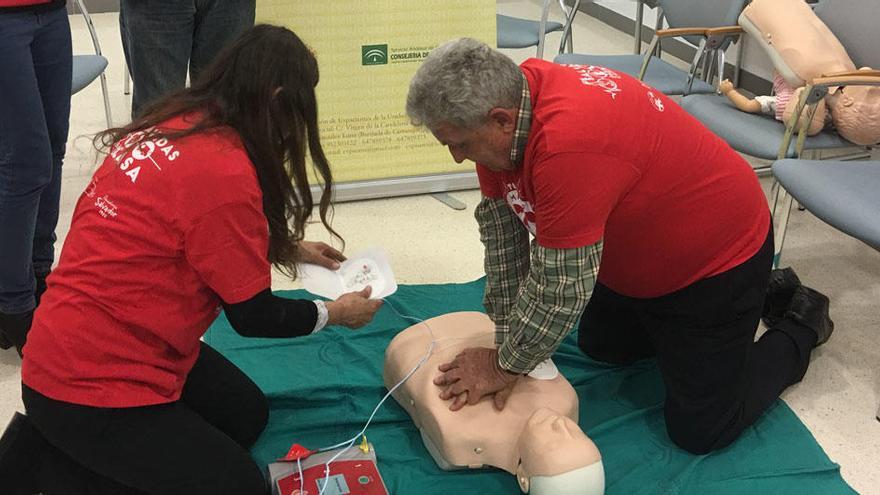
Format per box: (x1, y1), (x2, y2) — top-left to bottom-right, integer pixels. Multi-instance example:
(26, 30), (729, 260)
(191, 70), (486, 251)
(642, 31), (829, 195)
(554, 0), (748, 95)
(72, 0), (111, 128)
(770, 158), (880, 422)
(677, 0), (879, 267)
(497, 0), (579, 59)
(773, 159), (880, 254)
(681, 0), (877, 164)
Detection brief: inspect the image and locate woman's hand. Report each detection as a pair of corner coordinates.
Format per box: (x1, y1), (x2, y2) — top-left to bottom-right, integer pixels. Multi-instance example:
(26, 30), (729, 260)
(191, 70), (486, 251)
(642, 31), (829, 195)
(298, 240), (346, 270)
(326, 286), (383, 328)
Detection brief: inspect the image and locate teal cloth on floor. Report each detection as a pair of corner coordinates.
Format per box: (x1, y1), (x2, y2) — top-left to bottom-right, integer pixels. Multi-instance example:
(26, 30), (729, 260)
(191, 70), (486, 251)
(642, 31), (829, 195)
(204, 279), (854, 494)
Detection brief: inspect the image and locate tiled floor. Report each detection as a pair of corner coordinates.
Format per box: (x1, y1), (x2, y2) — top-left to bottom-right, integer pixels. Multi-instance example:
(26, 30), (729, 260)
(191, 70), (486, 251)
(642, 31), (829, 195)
(1, 1), (877, 492)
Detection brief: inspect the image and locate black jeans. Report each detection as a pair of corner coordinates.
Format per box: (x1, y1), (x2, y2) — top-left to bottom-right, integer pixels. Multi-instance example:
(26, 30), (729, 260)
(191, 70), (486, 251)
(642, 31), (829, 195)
(23, 343), (269, 494)
(578, 228), (817, 454)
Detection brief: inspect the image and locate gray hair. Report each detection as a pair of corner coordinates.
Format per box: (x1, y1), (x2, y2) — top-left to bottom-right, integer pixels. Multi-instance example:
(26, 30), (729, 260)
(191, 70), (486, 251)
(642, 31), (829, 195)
(406, 38), (522, 129)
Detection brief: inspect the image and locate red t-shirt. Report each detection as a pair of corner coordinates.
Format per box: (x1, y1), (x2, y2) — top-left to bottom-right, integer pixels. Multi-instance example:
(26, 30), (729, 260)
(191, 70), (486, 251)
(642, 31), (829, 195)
(0, 0), (51, 5)
(0, 0), (62, 9)
(22, 114), (271, 407)
(478, 59), (770, 298)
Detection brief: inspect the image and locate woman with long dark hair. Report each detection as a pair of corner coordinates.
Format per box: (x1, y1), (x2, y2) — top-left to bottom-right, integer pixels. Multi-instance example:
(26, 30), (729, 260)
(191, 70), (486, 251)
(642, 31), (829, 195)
(0, 25), (381, 494)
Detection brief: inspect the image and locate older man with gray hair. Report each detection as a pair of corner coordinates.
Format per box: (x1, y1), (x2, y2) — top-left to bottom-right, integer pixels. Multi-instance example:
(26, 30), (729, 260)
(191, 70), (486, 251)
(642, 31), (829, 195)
(407, 38), (834, 455)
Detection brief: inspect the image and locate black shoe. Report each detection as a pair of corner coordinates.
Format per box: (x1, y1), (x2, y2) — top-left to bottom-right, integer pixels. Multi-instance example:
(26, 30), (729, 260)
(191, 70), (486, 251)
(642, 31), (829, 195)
(0, 310), (34, 358)
(0, 413), (41, 494)
(783, 285), (835, 347)
(762, 267), (802, 327)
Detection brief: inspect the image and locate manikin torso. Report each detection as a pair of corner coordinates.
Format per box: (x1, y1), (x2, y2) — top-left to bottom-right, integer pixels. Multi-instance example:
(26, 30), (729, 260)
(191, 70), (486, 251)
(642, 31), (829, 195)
(383, 312), (603, 493)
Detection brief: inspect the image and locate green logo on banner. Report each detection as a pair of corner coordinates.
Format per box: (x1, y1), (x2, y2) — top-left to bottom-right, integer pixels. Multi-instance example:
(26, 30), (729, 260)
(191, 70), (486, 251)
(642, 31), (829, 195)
(362, 44), (388, 65)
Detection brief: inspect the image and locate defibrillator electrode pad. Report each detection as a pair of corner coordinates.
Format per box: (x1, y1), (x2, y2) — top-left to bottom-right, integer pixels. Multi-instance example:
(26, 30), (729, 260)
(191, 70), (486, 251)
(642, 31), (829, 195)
(299, 247), (398, 300)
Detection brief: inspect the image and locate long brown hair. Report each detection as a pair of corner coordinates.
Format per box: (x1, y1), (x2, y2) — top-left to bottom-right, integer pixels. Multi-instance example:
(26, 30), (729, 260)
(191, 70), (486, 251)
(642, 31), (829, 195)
(94, 24), (339, 277)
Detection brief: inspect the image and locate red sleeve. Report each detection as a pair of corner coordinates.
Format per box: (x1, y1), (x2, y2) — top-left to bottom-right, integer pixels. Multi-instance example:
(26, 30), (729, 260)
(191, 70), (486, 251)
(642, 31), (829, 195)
(532, 152), (640, 248)
(184, 202), (272, 304)
(476, 164), (504, 199)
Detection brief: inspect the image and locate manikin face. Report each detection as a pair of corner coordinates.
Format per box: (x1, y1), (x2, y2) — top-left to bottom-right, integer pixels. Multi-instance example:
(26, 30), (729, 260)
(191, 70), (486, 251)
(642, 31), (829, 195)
(520, 408), (586, 458)
(429, 108), (518, 171)
(516, 407), (601, 490)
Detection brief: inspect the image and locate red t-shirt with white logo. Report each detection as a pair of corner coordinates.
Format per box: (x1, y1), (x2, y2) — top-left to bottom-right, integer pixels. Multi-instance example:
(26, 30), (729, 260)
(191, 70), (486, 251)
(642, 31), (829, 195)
(478, 59), (770, 298)
(22, 114), (271, 407)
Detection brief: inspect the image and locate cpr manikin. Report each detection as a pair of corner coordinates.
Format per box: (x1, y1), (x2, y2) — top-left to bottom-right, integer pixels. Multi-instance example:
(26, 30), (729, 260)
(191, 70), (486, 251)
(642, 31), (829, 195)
(383, 312), (604, 494)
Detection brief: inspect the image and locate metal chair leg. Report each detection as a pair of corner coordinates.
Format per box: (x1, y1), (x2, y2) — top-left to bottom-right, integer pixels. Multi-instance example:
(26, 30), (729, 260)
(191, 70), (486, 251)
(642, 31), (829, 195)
(700, 47), (715, 82)
(124, 66), (131, 96)
(716, 49), (726, 87)
(100, 72), (113, 128)
(557, 0), (580, 55)
(733, 37), (745, 88)
(685, 38), (708, 95)
(652, 9), (664, 58)
(772, 184), (795, 268)
(536, 0), (553, 59)
(634, 0), (644, 54)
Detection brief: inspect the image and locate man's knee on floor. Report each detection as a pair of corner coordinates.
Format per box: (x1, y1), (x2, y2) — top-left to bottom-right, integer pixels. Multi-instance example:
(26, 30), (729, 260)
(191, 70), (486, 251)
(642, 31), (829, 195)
(667, 425), (719, 455)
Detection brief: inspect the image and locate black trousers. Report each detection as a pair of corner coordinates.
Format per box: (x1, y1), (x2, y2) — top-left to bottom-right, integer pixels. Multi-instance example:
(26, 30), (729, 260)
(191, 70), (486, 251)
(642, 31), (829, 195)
(22, 343), (269, 494)
(578, 228), (817, 454)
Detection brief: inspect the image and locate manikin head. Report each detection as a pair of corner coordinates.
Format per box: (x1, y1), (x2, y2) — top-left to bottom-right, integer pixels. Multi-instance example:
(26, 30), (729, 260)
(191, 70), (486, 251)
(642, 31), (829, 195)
(406, 38), (521, 171)
(828, 68), (880, 146)
(516, 408), (604, 495)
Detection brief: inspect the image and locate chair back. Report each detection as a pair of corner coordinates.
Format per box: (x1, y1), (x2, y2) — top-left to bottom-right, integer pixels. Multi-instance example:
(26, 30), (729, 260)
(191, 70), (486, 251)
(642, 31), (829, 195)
(660, 0), (748, 47)
(814, 0), (880, 69)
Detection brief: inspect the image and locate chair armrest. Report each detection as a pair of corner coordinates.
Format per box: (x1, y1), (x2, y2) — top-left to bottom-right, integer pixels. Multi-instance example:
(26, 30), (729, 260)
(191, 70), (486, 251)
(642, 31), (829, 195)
(654, 26), (743, 38)
(705, 26), (745, 36)
(654, 27), (712, 38)
(812, 70), (880, 87)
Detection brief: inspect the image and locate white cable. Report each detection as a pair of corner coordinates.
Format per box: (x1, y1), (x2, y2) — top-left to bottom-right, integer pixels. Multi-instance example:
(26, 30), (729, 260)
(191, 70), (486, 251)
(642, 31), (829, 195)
(297, 456), (303, 494)
(315, 298), (436, 495)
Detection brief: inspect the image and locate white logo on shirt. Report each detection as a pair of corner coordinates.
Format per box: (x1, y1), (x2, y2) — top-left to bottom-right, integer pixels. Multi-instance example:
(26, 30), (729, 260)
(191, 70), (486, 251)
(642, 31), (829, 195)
(131, 141), (158, 166)
(646, 90), (665, 112)
(505, 185), (537, 235)
(95, 195), (118, 219)
(109, 129), (181, 184)
(563, 64), (623, 99)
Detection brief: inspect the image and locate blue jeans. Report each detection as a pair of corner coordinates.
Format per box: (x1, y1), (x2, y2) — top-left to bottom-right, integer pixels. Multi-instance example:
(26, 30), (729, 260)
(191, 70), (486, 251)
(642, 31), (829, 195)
(0, 7), (71, 315)
(120, 0), (256, 118)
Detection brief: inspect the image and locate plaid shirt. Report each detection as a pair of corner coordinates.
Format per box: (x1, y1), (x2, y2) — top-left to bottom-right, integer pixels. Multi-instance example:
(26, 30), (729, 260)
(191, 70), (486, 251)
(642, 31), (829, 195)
(477, 76), (604, 374)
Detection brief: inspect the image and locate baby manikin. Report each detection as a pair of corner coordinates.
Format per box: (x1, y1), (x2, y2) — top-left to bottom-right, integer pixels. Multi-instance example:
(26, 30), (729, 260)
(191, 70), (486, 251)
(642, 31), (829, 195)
(383, 312), (604, 494)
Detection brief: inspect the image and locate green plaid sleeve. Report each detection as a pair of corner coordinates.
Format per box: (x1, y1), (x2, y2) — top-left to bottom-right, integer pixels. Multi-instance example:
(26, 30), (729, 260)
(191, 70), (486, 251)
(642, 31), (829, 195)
(498, 240), (603, 374)
(475, 196), (531, 345)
